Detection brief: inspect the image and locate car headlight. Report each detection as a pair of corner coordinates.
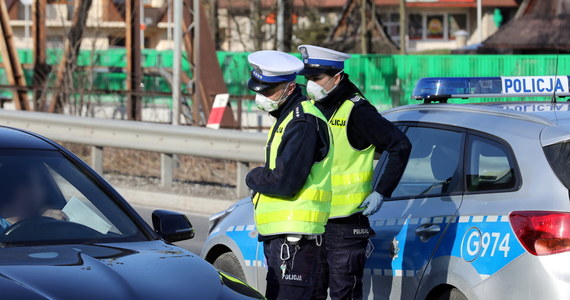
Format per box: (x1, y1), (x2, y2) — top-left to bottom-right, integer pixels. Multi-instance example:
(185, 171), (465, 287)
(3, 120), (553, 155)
(208, 204), (238, 234)
(218, 271), (265, 299)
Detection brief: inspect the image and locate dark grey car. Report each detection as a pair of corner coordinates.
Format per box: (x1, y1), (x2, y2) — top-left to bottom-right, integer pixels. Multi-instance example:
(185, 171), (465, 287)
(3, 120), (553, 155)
(0, 126), (264, 300)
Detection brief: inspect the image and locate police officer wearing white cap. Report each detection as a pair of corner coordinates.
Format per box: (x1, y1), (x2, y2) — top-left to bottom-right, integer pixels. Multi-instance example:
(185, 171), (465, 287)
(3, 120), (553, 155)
(297, 45), (411, 300)
(245, 50), (334, 300)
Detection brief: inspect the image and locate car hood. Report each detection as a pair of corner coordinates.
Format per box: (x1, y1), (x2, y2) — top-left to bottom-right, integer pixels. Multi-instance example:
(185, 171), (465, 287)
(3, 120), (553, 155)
(0, 241), (245, 300)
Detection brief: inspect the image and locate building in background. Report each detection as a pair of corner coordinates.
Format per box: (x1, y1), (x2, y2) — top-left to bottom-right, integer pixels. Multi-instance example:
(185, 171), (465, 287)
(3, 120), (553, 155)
(6, 0), (519, 53)
(7, 0), (174, 50)
(482, 0), (570, 53)
(217, 0), (520, 53)
(378, 0), (519, 52)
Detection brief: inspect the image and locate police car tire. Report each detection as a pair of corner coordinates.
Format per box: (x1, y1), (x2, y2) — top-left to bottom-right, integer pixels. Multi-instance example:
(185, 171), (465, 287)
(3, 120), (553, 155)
(213, 252), (247, 282)
(435, 288), (467, 300)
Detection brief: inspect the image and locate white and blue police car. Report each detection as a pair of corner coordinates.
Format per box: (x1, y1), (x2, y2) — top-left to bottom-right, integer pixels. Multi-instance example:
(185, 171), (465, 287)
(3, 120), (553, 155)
(202, 76), (570, 299)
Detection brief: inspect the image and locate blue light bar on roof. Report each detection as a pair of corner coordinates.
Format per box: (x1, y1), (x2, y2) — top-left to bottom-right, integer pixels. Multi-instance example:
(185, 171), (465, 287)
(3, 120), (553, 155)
(412, 76), (570, 101)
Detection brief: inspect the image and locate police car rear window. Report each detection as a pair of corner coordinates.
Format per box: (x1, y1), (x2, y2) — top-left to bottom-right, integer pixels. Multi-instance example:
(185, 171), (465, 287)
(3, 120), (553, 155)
(544, 140), (570, 190)
(466, 135), (516, 192)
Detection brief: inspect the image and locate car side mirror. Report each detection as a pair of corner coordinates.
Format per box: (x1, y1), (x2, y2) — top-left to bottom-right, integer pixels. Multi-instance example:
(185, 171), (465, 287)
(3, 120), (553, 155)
(152, 210), (195, 242)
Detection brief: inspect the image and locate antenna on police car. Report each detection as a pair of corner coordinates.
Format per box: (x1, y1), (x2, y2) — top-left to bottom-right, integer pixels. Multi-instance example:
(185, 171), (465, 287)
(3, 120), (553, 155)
(551, 50), (560, 104)
(550, 17), (562, 125)
(551, 17), (562, 105)
(550, 16), (562, 124)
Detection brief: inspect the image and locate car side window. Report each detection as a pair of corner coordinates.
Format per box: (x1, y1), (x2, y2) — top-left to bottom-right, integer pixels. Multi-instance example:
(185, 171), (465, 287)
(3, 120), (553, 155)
(466, 135), (516, 192)
(391, 126), (464, 199)
(371, 125), (406, 190)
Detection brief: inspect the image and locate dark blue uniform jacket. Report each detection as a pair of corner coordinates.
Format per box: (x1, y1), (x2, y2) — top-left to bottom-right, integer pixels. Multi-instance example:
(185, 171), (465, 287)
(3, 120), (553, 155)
(246, 85), (330, 198)
(315, 75), (411, 199)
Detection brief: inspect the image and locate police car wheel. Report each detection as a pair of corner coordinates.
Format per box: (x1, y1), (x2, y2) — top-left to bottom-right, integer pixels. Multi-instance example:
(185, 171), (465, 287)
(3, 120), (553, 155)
(434, 288), (467, 300)
(213, 252), (247, 282)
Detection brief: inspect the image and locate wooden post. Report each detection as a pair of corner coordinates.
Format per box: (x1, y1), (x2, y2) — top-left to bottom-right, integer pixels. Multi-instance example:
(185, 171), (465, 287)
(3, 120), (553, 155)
(32, 0), (48, 111)
(126, 0), (142, 121)
(0, 0), (30, 110)
(360, 0), (367, 54)
(399, 0), (407, 54)
(193, 0), (201, 125)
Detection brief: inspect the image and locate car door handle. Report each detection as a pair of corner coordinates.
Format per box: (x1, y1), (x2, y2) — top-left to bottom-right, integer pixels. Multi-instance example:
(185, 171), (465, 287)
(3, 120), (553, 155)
(415, 224), (441, 242)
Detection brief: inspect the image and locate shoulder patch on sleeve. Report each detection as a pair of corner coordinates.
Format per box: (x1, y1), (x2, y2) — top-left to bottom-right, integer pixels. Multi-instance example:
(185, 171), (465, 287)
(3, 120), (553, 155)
(349, 94), (365, 103)
(293, 104), (306, 119)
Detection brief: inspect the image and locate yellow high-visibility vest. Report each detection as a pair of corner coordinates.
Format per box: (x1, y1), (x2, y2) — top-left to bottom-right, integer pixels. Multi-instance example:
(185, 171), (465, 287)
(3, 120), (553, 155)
(253, 101), (333, 236)
(328, 96), (375, 218)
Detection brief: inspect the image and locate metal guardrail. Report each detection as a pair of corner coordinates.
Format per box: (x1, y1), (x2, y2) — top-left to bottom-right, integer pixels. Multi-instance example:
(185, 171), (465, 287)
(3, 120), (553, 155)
(0, 109), (266, 197)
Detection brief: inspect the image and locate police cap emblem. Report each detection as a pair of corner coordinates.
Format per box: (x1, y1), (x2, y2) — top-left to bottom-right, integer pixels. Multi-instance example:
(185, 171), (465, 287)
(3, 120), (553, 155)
(299, 47), (309, 63)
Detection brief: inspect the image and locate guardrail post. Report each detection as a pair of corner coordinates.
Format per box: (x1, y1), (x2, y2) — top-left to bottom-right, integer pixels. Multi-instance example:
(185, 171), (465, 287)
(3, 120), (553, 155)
(236, 161), (250, 198)
(161, 153), (174, 187)
(91, 146), (104, 174)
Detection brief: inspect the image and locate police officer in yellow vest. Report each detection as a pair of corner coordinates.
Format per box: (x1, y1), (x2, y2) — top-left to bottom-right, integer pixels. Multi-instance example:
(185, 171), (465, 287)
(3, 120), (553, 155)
(245, 50), (334, 300)
(297, 45), (411, 300)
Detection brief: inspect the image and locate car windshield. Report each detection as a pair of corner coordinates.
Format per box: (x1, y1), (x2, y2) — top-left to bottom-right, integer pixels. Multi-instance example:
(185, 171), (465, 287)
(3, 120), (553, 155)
(0, 149), (147, 246)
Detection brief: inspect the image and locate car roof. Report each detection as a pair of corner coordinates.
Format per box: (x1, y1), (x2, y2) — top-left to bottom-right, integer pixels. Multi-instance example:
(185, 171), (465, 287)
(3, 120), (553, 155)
(384, 101), (570, 126)
(480, 102), (570, 126)
(383, 101), (570, 146)
(0, 126), (57, 150)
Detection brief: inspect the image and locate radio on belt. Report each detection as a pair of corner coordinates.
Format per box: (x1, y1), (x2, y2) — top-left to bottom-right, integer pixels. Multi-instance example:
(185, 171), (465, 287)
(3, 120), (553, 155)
(412, 76), (570, 103)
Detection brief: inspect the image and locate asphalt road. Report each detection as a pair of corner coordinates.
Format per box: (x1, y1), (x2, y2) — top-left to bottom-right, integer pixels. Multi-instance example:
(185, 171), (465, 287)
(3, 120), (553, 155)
(133, 205), (210, 255)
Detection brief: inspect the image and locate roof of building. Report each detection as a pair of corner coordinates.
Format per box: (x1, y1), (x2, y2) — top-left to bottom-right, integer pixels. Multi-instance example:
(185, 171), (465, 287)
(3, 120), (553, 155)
(483, 0), (570, 51)
(218, 0), (518, 9)
(376, 0), (518, 7)
(322, 0), (399, 53)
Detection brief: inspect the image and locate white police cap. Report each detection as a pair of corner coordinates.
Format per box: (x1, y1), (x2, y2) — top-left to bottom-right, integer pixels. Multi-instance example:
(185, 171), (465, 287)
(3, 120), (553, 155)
(247, 50), (304, 92)
(297, 45), (351, 76)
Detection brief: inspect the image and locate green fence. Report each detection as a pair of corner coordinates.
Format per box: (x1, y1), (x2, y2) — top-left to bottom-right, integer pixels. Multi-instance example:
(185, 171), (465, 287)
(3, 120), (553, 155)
(2, 50), (569, 109)
(216, 53), (570, 109)
(354, 55), (569, 109)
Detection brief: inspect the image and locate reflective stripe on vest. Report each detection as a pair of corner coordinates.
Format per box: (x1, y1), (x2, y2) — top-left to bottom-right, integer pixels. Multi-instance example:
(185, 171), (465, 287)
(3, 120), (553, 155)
(328, 98), (375, 218)
(254, 101), (333, 236)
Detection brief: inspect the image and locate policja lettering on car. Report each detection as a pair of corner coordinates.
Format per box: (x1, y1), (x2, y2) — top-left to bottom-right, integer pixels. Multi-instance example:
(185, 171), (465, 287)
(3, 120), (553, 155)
(501, 76), (569, 94)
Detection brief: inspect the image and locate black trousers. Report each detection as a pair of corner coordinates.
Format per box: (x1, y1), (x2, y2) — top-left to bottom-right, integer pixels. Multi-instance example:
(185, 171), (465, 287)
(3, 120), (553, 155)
(264, 236), (320, 300)
(313, 214), (373, 300)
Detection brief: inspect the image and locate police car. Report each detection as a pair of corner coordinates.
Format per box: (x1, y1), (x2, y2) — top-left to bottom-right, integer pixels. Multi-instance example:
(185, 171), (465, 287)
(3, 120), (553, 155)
(201, 75), (570, 299)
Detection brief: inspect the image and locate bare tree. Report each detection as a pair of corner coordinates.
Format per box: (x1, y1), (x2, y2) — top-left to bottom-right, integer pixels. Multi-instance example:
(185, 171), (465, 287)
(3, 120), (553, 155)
(250, 0), (263, 50)
(227, 2), (250, 51)
(35, 0), (124, 117)
(50, 0), (94, 114)
(294, 0), (333, 47)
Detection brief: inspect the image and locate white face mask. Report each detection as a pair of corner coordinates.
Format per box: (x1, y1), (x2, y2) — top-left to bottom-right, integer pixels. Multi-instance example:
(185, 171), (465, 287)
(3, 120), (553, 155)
(306, 70), (343, 101)
(255, 83), (291, 112)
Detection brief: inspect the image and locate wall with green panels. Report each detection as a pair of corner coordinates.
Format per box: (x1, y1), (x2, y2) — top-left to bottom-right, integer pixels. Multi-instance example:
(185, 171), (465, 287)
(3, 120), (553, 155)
(2, 49), (568, 108)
